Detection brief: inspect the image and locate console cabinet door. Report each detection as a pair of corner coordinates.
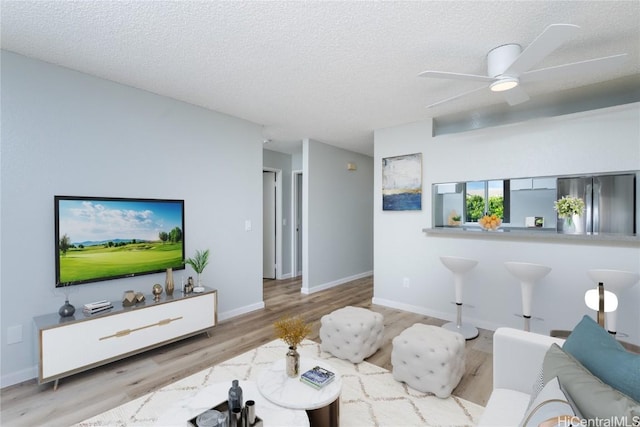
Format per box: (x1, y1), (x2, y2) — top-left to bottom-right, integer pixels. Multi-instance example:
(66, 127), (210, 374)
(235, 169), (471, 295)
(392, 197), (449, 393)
(39, 293), (215, 382)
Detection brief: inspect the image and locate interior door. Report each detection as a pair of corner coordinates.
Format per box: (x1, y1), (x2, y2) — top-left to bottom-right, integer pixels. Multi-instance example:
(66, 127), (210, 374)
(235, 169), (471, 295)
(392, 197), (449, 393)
(263, 171), (276, 279)
(296, 172), (303, 276)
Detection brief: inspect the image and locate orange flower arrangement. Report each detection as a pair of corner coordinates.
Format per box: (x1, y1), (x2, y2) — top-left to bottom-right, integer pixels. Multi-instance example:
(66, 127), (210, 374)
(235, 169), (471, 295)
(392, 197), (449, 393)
(274, 315), (311, 349)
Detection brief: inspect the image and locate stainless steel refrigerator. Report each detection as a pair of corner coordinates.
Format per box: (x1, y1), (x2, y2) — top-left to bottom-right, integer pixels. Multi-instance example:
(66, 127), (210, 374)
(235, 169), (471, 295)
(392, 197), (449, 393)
(557, 174), (636, 234)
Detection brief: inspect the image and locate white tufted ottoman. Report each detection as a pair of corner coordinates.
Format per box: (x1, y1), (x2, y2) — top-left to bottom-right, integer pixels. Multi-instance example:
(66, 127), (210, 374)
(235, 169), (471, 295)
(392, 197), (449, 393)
(319, 306), (384, 363)
(391, 323), (465, 398)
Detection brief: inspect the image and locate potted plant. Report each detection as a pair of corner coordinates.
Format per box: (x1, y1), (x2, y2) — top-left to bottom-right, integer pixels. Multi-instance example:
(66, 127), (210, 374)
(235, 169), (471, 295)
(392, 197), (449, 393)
(184, 249), (210, 288)
(554, 196), (585, 226)
(447, 210), (462, 226)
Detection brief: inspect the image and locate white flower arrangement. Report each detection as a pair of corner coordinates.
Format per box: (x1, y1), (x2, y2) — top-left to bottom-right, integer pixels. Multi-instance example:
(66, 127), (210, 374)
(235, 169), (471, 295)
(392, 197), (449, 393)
(554, 196), (585, 224)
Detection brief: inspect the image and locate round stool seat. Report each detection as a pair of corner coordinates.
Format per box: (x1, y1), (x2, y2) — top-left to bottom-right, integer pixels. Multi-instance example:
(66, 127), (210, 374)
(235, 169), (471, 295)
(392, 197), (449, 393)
(586, 269), (639, 294)
(440, 256), (479, 340)
(440, 256), (478, 274)
(504, 261), (551, 332)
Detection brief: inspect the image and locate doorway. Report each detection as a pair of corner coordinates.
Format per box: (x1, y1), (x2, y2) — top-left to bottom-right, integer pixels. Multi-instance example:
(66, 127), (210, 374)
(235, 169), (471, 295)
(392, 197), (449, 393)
(263, 171), (276, 279)
(291, 170), (303, 277)
(263, 168), (283, 280)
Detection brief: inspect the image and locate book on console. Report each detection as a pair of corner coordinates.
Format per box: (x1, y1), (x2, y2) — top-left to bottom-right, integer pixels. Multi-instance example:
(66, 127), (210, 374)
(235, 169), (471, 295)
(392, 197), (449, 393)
(300, 365), (335, 389)
(82, 305), (114, 315)
(83, 300), (112, 309)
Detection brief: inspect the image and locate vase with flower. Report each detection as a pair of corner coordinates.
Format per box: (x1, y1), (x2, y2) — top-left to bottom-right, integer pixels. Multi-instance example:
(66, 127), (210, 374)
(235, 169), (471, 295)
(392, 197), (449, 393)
(554, 196), (585, 234)
(273, 314), (311, 377)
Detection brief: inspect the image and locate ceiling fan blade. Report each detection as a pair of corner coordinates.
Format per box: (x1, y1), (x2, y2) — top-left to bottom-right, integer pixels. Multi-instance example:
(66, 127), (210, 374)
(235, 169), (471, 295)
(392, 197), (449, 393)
(520, 53), (629, 83)
(505, 24), (581, 76)
(418, 70), (495, 83)
(425, 85), (488, 108)
(501, 85), (530, 106)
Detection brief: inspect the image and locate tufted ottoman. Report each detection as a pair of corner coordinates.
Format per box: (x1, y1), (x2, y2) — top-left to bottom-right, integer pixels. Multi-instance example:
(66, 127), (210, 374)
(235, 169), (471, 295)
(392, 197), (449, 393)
(319, 306), (384, 363)
(391, 323), (465, 398)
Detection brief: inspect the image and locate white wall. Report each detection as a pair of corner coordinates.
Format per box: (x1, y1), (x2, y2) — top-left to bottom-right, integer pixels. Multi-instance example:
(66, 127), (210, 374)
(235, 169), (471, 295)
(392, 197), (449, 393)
(0, 51), (264, 386)
(303, 139), (374, 293)
(374, 104), (640, 345)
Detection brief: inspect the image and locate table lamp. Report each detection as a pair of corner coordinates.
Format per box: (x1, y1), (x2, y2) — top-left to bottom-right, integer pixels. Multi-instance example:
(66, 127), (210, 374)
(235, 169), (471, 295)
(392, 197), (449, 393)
(586, 270), (639, 335)
(584, 282), (618, 329)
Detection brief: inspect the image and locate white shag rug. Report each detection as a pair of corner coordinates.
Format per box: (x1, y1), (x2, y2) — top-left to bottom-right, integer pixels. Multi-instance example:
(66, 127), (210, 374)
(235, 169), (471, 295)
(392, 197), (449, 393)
(75, 339), (483, 427)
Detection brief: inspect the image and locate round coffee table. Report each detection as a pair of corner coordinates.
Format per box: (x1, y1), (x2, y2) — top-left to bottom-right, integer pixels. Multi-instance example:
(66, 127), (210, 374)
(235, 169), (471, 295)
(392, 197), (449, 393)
(257, 358), (342, 427)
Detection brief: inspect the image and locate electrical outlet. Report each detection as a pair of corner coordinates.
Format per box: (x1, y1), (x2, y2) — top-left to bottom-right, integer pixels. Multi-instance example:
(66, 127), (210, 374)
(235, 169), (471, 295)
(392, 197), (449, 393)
(403, 277), (410, 288)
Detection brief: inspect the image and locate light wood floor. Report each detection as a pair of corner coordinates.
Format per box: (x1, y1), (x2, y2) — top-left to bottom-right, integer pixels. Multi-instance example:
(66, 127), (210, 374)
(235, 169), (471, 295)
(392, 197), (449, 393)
(0, 276), (493, 426)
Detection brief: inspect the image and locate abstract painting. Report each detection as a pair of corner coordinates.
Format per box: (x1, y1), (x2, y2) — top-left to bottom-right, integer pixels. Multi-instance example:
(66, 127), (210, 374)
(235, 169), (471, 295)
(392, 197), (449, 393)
(382, 153), (422, 211)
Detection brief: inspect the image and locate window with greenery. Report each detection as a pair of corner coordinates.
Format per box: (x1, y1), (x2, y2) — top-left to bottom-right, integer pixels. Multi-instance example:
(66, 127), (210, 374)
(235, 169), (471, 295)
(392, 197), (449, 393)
(465, 180), (510, 222)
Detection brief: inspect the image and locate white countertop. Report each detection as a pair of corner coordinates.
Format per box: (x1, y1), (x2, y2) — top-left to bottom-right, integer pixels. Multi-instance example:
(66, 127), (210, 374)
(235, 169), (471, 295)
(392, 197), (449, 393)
(424, 226), (640, 245)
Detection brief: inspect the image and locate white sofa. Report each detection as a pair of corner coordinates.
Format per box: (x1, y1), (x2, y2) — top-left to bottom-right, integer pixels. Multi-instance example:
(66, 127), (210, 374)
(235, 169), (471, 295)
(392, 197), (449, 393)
(477, 327), (565, 427)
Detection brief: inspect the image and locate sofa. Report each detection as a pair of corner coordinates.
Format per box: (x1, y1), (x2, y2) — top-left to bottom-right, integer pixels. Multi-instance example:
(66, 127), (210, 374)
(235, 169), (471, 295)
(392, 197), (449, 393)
(478, 316), (640, 427)
(477, 327), (565, 426)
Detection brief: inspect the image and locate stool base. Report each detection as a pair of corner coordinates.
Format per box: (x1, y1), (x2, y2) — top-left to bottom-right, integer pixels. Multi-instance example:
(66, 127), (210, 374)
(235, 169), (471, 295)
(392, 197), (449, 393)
(442, 321), (478, 340)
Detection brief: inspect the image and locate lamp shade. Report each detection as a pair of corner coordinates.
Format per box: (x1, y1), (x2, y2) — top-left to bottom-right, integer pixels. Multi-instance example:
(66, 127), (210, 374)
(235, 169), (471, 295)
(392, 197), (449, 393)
(584, 288), (618, 312)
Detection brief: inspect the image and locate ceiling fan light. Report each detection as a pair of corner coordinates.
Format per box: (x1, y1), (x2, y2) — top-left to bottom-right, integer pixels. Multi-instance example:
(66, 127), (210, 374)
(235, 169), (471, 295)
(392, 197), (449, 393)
(490, 78), (519, 92)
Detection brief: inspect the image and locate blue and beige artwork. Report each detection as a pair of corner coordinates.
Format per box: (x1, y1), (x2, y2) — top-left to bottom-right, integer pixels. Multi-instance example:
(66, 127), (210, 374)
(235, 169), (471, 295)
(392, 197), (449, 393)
(382, 153), (422, 211)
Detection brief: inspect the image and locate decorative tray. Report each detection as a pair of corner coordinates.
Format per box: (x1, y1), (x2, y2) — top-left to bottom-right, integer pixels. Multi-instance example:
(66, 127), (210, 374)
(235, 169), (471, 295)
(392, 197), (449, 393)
(188, 399), (263, 427)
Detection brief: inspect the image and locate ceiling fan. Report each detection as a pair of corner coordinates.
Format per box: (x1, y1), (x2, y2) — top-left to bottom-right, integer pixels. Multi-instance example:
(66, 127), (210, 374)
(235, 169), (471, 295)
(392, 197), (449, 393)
(419, 24), (628, 108)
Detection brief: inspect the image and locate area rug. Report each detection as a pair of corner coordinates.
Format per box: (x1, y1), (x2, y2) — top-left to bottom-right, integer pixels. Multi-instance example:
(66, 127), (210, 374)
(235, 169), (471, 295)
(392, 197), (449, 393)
(75, 339), (483, 427)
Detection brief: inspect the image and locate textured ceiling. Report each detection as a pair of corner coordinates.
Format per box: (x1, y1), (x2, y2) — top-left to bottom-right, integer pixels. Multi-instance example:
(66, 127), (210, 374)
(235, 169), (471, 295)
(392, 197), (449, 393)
(2, 1), (639, 156)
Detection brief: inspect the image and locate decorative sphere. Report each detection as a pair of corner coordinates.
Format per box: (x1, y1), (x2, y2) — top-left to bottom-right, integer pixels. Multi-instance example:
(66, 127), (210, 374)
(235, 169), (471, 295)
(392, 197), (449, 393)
(152, 283), (163, 296)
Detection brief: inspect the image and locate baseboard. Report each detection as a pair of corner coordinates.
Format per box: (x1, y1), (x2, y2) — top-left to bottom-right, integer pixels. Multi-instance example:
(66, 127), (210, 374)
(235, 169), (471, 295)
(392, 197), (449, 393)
(1, 365), (37, 389)
(278, 272), (292, 280)
(372, 297), (502, 332)
(301, 271), (373, 295)
(217, 301), (265, 322)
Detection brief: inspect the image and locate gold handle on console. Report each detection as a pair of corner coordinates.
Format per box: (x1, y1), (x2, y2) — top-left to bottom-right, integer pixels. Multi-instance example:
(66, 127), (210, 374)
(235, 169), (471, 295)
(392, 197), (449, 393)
(99, 317), (183, 340)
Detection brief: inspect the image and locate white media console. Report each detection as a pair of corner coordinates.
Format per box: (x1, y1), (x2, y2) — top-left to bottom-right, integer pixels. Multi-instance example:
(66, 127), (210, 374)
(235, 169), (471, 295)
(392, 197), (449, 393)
(33, 287), (217, 390)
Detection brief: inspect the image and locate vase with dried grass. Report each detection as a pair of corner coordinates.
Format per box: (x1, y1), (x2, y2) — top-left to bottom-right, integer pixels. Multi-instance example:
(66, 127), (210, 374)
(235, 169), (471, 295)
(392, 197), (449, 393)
(274, 315), (311, 377)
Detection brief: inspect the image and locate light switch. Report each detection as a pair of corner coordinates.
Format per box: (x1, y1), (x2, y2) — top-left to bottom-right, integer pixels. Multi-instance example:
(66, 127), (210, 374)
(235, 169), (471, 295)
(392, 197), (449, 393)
(245, 220), (252, 231)
(7, 325), (22, 344)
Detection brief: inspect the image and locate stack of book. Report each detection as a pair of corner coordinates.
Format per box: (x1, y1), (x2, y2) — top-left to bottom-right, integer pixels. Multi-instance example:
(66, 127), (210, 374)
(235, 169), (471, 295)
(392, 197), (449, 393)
(300, 366), (335, 389)
(83, 300), (113, 315)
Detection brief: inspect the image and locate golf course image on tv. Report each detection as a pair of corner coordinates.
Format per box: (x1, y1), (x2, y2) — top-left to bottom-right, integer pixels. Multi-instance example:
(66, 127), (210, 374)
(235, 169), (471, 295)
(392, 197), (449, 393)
(55, 196), (185, 286)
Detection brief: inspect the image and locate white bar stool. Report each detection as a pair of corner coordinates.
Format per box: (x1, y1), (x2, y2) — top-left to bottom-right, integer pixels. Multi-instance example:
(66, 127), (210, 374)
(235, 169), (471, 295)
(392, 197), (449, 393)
(504, 262), (552, 332)
(440, 256), (479, 340)
(587, 269), (640, 335)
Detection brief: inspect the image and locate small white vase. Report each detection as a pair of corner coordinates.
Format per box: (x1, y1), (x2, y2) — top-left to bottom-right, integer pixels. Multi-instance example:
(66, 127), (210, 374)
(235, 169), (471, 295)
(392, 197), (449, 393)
(561, 214), (583, 234)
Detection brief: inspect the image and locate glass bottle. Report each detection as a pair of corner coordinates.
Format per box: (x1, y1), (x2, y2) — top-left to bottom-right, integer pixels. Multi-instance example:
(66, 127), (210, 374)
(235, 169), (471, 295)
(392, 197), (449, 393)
(228, 379), (243, 420)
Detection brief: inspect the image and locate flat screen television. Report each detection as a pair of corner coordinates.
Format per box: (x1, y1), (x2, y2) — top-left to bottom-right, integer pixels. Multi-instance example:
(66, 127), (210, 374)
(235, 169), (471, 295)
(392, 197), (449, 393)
(55, 196), (185, 287)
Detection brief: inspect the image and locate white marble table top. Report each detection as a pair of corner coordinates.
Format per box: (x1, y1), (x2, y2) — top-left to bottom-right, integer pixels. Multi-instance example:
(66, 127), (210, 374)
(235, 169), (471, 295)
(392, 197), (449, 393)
(154, 381), (309, 427)
(257, 358), (342, 410)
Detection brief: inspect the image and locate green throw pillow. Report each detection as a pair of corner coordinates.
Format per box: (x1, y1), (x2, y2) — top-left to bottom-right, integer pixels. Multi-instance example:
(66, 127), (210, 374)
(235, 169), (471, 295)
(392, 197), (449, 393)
(563, 315), (640, 402)
(543, 343), (640, 421)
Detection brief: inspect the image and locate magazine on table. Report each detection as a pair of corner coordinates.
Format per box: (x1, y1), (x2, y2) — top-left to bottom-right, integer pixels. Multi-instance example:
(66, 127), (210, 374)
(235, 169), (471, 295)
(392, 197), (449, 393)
(300, 365), (335, 389)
